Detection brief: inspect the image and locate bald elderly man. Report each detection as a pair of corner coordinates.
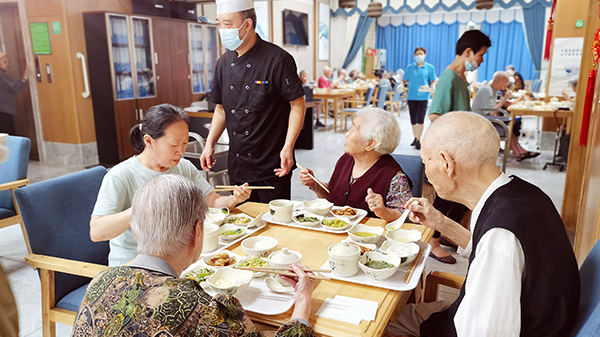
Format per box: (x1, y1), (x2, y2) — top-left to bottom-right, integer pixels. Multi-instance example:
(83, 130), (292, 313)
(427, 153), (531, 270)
(386, 112), (579, 337)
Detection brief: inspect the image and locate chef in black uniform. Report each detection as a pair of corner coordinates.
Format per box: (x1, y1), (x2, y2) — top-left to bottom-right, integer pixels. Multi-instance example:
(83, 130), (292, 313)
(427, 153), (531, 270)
(202, 0), (306, 203)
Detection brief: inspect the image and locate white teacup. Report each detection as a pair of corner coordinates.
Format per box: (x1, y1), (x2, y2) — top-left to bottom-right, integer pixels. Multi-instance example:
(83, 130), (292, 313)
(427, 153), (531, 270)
(269, 199), (293, 223)
(202, 224), (220, 253)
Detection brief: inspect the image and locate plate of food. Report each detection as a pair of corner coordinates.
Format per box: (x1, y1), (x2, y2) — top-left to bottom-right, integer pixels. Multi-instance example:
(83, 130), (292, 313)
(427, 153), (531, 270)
(235, 256), (270, 277)
(219, 224), (247, 241)
(225, 213), (255, 226)
(331, 206), (362, 220)
(291, 212), (324, 227)
(183, 266), (215, 283)
(321, 218), (352, 231)
(203, 250), (242, 269)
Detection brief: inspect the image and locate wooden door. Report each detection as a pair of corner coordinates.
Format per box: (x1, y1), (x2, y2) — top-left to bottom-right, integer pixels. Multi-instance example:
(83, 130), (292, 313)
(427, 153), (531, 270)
(114, 99), (139, 160)
(0, 2), (37, 158)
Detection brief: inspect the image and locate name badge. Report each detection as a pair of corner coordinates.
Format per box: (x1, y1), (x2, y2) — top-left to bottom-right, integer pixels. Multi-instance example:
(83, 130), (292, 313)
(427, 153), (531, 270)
(254, 80), (269, 85)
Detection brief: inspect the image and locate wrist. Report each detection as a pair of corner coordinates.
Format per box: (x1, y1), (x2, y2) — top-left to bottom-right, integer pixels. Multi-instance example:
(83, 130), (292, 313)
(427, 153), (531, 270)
(309, 185), (320, 193)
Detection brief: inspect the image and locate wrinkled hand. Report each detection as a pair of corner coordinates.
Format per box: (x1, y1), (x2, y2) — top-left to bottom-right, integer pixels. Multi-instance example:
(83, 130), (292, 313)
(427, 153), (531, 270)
(274, 147), (294, 177)
(365, 188), (386, 218)
(406, 197), (445, 231)
(232, 183), (251, 204)
(299, 167), (318, 190)
(200, 145), (215, 173)
(280, 264), (315, 302)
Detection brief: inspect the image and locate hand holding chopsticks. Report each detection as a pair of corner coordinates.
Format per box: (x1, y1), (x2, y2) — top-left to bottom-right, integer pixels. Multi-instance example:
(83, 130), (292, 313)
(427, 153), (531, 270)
(297, 164), (330, 194)
(235, 266), (332, 280)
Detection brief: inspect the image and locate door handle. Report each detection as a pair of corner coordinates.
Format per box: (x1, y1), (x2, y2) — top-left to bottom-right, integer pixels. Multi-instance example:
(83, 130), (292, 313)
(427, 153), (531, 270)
(76, 52), (90, 98)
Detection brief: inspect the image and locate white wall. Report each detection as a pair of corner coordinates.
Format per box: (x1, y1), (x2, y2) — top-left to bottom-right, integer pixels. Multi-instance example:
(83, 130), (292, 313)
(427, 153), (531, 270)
(272, 0), (314, 78)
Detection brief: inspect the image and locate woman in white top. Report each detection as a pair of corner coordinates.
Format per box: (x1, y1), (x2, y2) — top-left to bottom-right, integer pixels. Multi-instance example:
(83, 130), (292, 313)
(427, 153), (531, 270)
(90, 104), (251, 266)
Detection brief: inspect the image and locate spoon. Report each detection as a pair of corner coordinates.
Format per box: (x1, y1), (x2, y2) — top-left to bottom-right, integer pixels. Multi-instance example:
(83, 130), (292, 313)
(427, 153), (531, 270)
(386, 208), (411, 231)
(265, 276), (295, 294)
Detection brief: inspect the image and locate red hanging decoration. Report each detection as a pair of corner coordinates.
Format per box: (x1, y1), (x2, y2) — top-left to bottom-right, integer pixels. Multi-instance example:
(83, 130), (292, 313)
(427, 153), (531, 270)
(544, 0), (557, 61)
(580, 29), (600, 146)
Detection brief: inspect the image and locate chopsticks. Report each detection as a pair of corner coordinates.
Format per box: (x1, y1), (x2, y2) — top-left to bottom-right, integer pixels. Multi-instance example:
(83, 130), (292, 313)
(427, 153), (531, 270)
(235, 266), (332, 280)
(403, 248), (423, 284)
(297, 164), (330, 194)
(214, 185), (275, 192)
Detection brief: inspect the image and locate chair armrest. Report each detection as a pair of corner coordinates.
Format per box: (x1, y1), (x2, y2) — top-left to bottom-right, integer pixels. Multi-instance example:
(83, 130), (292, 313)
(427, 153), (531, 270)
(0, 179), (29, 191)
(424, 271), (465, 303)
(478, 108), (509, 117)
(25, 254), (108, 279)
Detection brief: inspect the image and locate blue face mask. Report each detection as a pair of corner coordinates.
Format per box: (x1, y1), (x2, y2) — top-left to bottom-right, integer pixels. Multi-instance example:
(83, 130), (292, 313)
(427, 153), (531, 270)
(415, 55), (425, 64)
(219, 20), (248, 51)
(465, 60), (479, 72)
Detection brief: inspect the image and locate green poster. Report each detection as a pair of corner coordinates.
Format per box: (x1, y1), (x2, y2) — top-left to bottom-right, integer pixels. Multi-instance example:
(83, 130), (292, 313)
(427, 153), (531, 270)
(51, 21), (62, 34)
(30, 22), (51, 55)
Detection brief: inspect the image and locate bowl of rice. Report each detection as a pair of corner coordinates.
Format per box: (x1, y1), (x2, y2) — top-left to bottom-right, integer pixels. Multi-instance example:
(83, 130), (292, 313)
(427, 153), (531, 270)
(206, 268), (253, 296)
(241, 236), (278, 257)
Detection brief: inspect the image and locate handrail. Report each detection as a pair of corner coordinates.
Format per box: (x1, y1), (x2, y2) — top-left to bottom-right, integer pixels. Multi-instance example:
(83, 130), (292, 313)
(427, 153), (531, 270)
(76, 52), (90, 98)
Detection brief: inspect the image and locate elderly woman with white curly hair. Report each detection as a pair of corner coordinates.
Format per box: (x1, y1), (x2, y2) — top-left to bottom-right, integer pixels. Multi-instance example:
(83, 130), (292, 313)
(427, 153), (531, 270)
(300, 107), (413, 221)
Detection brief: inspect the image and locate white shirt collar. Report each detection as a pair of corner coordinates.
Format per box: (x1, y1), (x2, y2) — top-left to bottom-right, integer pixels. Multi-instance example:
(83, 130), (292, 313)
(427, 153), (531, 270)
(469, 173), (512, 235)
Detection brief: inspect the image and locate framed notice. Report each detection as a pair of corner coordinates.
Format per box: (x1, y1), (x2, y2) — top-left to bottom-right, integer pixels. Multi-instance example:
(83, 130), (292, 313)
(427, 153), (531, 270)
(30, 22), (51, 55)
(548, 38), (583, 97)
(318, 3), (329, 61)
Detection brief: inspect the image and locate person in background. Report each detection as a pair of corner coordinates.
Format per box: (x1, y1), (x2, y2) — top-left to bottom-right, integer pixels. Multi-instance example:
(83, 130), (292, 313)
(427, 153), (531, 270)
(562, 78), (578, 102)
(374, 70), (393, 93)
(472, 71), (539, 162)
(318, 66), (333, 89)
(202, 0), (306, 203)
(300, 108), (413, 220)
(74, 174), (316, 336)
(385, 70), (397, 92)
(300, 70), (325, 128)
(0, 51), (29, 135)
(506, 65), (524, 91)
(403, 47), (437, 150)
(348, 69), (359, 84)
(385, 111), (579, 337)
(333, 69), (347, 88)
(90, 104), (251, 267)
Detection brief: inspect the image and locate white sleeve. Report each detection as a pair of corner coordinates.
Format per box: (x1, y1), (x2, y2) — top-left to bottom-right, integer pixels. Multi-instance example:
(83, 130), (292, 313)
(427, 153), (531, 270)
(91, 170), (131, 217)
(454, 228), (525, 337)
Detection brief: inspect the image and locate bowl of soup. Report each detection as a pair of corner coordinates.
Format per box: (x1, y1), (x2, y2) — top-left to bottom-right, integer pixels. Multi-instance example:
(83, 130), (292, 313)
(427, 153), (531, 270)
(385, 229), (422, 243)
(358, 251), (400, 281)
(348, 224), (384, 244)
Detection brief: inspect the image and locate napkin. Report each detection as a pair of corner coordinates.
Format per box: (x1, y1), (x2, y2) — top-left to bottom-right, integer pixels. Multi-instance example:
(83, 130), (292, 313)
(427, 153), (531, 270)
(315, 295), (379, 325)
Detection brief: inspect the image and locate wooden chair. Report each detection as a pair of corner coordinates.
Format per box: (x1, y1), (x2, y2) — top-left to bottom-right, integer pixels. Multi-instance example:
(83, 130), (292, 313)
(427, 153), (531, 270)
(386, 91), (403, 116)
(340, 86), (375, 130)
(0, 135), (31, 253)
(14, 167), (110, 337)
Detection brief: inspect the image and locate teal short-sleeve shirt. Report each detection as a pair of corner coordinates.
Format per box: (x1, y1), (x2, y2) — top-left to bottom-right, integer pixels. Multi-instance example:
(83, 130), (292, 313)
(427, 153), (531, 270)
(429, 68), (471, 116)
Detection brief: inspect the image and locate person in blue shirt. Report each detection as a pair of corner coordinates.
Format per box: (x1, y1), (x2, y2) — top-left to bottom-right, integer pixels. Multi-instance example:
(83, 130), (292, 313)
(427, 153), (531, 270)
(403, 47), (436, 150)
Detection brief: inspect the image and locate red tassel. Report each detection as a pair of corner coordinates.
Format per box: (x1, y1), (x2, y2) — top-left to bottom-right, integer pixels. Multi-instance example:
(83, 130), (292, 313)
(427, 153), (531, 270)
(543, 0), (557, 61)
(580, 69), (597, 146)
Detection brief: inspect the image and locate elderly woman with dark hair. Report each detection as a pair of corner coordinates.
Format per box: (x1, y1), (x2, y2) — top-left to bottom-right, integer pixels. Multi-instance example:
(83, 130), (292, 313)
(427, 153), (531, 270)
(73, 175), (316, 336)
(300, 108), (413, 221)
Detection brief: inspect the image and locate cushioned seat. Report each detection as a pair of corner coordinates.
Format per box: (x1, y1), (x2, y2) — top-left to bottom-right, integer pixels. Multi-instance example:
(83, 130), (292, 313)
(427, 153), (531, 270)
(391, 154), (424, 197)
(56, 284), (89, 312)
(0, 208), (16, 219)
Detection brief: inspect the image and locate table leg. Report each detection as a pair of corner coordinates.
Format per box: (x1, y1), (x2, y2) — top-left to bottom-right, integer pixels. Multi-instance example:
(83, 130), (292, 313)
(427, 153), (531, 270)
(333, 97), (339, 132)
(503, 117), (515, 172)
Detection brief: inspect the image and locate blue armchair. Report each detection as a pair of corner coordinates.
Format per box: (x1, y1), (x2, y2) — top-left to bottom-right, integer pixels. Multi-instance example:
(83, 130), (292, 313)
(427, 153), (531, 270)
(391, 154), (424, 197)
(0, 135), (31, 253)
(570, 239), (600, 336)
(14, 166), (110, 336)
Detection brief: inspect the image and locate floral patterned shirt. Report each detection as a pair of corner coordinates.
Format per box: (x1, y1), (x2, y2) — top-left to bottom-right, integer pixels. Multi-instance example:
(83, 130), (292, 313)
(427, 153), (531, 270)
(71, 266), (313, 337)
(385, 171), (413, 212)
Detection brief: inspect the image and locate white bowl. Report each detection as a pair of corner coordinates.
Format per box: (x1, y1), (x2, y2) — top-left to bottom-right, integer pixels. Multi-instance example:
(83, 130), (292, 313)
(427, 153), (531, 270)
(385, 229), (422, 243)
(380, 240), (420, 266)
(235, 256), (270, 277)
(206, 207), (229, 225)
(331, 206), (361, 220)
(206, 268), (253, 296)
(203, 250), (240, 268)
(321, 217), (351, 231)
(348, 241), (377, 255)
(224, 213), (254, 226)
(348, 224), (384, 244)
(202, 224), (220, 253)
(218, 224), (247, 241)
(268, 248), (302, 268)
(303, 198), (333, 216)
(358, 251), (400, 280)
(269, 199), (294, 223)
(291, 211), (324, 227)
(241, 236), (278, 257)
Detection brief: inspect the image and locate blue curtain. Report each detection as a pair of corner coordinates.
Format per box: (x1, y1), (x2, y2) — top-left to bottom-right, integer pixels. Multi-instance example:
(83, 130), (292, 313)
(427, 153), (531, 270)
(522, 3), (546, 77)
(375, 22), (459, 77)
(479, 21), (536, 81)
(343, 15), (373, 69)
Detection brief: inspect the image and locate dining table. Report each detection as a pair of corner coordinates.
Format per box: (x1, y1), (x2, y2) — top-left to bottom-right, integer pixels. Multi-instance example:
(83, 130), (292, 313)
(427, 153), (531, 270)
(222, 202), (434, 337)
(313, 89), (355, 132)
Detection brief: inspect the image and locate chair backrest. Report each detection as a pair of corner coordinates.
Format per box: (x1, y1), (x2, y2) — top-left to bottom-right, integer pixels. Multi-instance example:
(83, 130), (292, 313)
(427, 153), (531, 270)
(391, 154), (424, 197)
(363, 86), (375, 105)
(531, 79), (543, 93)
(14, 166), (109, 303)
(570, 239), (600, 336)
(392, 91), (400, 102)
(0, 136), (30, 211)
(376, 85), (388, 108)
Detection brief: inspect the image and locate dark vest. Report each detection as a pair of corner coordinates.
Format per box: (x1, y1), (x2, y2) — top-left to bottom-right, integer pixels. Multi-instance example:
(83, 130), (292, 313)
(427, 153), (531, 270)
(327, 154), (411, 218)
(421, 177), (580, 337)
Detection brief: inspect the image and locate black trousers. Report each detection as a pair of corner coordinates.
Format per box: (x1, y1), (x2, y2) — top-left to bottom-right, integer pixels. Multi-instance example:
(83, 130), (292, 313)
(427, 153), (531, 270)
(0, 112), (16, 135)
(230, 172), (292, 203)
(407, 100), (428, 125)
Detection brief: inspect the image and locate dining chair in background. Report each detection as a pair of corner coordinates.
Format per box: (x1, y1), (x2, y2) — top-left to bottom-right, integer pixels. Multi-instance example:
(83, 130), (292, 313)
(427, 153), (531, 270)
(372, 85), (389, 109)
(475, 108), (512, 173)
(391, 154), (424, 198)
(14, 166), (110, 337)
(340, 86), (375, 131)
(0, 135), (31, 254)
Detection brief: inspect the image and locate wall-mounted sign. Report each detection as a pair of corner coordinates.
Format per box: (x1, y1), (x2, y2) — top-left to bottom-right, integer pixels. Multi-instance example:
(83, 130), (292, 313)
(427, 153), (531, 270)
(575, 20), (584, 28)
(30, 23), (51, 55)
(52, 21), (62, 34)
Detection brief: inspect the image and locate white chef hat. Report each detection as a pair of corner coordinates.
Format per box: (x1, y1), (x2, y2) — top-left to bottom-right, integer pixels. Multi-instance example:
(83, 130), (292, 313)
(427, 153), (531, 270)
(216, 0), (254, 14)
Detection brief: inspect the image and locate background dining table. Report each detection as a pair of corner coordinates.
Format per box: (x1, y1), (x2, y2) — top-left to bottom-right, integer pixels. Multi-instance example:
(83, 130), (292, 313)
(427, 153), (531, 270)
(228, 202), (434, 337)
(313, 89), (355, 133)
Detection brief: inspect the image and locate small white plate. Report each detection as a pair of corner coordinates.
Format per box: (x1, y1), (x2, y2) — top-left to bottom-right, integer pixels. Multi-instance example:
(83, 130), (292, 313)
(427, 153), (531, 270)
(235, 256), (270, 277)
(321, 217), (352, 231)
(219, 224), (247, 241)
(224, 213), (255, 226)
(330, 206), (362, 220)
(202, 250), (243, 269)
(291, 211), (324, 227)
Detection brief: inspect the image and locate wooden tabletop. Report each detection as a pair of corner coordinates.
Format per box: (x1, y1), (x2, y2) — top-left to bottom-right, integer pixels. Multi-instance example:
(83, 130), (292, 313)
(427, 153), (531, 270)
(229, 202), (434, 337)
(313, 89), (356, 99)
(507, 105), (574, 118)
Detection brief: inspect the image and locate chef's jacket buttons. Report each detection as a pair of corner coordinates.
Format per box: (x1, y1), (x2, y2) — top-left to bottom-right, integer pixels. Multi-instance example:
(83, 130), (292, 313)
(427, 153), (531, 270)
(230, 85), (234, 90)
(233, 131), (237, 136)
(245, 85), (249, 90)
(247, 64), (251, 68)
(248, 153), (252, 157)
(245, 109), (249, 114)
(231, 109), (235, 113)
(343, 191), (349, 197)
(245, 130), (249, 135)
(236, 153), (240, 158)
(231, 63), (235, 67)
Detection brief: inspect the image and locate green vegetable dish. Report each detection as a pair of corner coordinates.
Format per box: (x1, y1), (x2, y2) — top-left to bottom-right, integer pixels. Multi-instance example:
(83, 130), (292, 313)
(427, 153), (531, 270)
(239, 257), (269, 268)
(221, 228), (244, 236)
(227, 216), (252, 224)
(365, 260), (395, 269)
(185, 267), (215, 282)
(295, 214), (319, 223)
(322, 219), (349, 228)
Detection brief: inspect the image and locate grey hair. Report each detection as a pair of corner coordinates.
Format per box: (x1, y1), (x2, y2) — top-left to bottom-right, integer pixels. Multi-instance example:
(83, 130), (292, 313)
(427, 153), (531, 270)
(355, 107), (400, 155)
(493, 71), (509, 81)
(131, 174), (208, 258)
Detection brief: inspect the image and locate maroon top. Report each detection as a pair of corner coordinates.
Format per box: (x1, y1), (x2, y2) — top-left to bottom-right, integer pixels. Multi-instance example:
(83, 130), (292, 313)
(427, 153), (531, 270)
(327, 153), (411, 217)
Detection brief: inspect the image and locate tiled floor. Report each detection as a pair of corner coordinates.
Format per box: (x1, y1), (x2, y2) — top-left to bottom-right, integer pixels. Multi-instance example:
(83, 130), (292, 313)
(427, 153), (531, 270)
(2, 107), (568, 336)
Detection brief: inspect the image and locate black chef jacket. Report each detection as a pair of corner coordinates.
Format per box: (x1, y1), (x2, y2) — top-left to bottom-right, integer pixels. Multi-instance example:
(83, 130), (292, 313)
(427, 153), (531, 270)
(208, 36), (305, 182)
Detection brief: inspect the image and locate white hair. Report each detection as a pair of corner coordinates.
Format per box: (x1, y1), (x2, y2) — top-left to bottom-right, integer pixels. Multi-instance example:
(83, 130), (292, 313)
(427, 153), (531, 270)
(493, 71), (509, 81)
(355, 107), (400, 155)
(131, 174), (208, 258)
